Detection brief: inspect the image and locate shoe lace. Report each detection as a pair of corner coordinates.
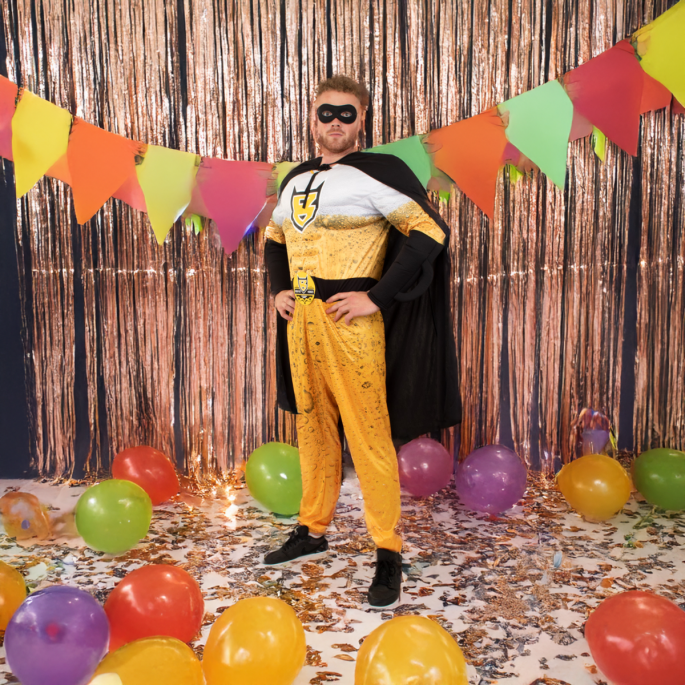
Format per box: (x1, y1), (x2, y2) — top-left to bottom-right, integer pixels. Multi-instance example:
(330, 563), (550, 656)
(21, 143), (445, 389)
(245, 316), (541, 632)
(281, 527), (306, 552)
(374, 558), (397, 587)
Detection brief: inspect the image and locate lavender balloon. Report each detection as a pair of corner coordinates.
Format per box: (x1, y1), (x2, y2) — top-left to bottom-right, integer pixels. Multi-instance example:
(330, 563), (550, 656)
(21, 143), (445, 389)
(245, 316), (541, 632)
(397, 437), (454, 498)
(455, 445), (527, 514)
(5, 585), (109, 685)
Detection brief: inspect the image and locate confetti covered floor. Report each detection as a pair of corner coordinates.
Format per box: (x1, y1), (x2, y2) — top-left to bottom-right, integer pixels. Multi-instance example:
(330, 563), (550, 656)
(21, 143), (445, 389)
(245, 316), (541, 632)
(1, 464), (684, 685)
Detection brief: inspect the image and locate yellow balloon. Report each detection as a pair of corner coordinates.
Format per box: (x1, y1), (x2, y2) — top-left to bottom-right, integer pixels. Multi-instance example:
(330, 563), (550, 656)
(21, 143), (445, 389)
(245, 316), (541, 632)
(203, 597), (306, 685)
(0, 560), (27, 630)
(93, 637), (203, 685)
(557, 454), (632, 521)
(355, 616), (468, 685)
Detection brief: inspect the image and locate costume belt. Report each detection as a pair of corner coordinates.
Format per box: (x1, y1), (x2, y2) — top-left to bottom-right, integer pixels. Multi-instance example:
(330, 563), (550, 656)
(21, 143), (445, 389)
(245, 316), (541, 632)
(292, 273), (378, 305)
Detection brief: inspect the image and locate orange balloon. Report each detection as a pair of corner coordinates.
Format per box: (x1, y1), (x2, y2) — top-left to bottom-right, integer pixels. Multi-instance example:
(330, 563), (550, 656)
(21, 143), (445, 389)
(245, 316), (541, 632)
(557, 454), (632, 521)
(104, 565), (204, 651)
(0, 561), (27, 630)
(355, 616), (468, 685)
(0, 492), (52, 539)
(93, 636), (203, 685)
(203, 597), (306, 685)
(112, 446), (179, 505)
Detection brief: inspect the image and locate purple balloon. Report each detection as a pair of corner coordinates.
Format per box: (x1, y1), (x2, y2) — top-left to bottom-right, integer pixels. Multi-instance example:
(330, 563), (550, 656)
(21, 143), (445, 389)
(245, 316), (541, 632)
(397, 437), (454, 498)
(455, 444), (527, 514)
(5, 585), (109, 685)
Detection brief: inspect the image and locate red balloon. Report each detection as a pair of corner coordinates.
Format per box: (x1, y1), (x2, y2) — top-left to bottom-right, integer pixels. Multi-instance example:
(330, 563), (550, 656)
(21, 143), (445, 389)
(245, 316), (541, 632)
(586, 591), (685, 685)
(104, 565), (204, 651)
(112, 446), (179, 505)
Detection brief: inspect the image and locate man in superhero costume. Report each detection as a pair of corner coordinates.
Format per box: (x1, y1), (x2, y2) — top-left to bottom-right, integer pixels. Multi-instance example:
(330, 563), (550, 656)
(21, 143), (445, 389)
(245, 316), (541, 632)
(262, 75), (460, 607)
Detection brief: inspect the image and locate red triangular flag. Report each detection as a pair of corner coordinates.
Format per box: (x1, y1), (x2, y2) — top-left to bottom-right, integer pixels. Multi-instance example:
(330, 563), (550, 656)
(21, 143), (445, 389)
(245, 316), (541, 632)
(641, 73), (673, 113)
(564, 40), (644, 156)
(195, 157), (273, 255)
(673, 97), (685, 115)
(67, 118), (144, 223)
(0, 76), (18, 160)
(426, 107), (507, 219)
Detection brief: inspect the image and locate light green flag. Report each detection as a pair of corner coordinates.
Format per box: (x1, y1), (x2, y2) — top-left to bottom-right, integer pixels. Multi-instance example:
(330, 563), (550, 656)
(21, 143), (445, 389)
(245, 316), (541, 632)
(136, 145), (199, 244)
(364, 135), (432, 188)
(634, 0), (685, 106)
(499, 80), (574, 189)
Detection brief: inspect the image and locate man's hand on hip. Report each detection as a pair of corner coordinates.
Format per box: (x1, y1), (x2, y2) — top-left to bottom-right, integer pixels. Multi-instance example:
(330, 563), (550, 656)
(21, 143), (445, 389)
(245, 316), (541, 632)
(326, 292), (380, 325)
(275, 290), (296, 321)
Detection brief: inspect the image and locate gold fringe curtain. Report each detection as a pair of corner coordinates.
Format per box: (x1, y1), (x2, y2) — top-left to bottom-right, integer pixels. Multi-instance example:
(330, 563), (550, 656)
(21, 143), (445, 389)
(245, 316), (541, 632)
(1, 0), (683, 478)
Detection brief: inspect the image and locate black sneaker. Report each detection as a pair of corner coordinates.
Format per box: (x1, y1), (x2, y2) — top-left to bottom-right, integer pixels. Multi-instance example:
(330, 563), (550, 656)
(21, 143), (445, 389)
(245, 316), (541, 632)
(368, 548), (402, 607)
(263, 525), (329, 565)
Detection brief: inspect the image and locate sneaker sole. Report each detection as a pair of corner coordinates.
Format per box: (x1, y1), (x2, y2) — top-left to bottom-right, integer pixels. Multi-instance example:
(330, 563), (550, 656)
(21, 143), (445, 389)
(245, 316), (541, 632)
(261, 549), (329, 567)
(367, 593), (401, 610)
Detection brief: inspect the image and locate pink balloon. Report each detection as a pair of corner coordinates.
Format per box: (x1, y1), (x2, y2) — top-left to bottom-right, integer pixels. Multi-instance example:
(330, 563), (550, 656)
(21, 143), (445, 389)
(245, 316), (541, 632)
(397, 438), (453, 498)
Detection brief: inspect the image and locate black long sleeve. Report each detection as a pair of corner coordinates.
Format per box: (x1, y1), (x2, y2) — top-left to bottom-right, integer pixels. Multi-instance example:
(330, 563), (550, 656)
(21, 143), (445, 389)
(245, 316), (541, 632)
(264, 239), (291, 295)
(367, 230), (443, 309)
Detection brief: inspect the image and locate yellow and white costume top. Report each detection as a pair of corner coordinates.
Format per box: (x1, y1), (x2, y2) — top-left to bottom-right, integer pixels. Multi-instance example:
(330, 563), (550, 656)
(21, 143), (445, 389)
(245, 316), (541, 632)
(264, 164), (445, 283)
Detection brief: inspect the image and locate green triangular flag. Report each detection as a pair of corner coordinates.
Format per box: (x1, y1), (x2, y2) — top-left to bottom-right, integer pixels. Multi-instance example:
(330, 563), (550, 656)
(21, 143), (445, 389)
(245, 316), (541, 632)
(507, 164), (524, 184)
(364, 135), (432, 189)
(591, 127), (606, 162)
(185, 214), (204, 234)
(499, 80), (574, 189)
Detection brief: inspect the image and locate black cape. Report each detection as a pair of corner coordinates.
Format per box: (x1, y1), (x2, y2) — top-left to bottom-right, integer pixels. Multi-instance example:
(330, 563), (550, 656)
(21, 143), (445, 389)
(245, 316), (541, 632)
(274, 151), (461, 441)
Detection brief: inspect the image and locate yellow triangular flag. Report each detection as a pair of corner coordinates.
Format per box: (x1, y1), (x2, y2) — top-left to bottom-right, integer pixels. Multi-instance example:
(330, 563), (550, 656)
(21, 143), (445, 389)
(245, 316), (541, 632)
(11, 89), (72, 197)
(136, 145), (199, 244)
(634, 0), (685, 105)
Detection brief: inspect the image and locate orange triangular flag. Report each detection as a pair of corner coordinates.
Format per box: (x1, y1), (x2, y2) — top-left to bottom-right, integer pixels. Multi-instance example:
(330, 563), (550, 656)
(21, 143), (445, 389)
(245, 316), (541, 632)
(0, 76), (17, 160)
(67, 118), (144, 223)
(426, 108), (507, 219)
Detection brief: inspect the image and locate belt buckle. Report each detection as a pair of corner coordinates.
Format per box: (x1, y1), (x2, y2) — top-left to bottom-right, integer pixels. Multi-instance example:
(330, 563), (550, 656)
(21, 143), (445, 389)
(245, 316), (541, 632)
(293, 270), (316, 305)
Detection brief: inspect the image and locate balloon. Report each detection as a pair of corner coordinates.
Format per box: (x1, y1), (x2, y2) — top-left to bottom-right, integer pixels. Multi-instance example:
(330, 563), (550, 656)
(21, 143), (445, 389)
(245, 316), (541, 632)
(0, 561), (26, 630)
(0, 491), (52, 539)
(582, 429), (610, 455)
(89, 676), (123, 685)
(454, 444), (527, 514)
(104, 564), (204, 651)
(557, 454), (631, 521)
(203, 597), (306, 685)
(92, 636), (204, 685)
(5, 585), (109, 685)
(75, 480), (152, 555)
(245, 442), (302, 515)
(633, 448), (685, 511)
(355, 615), (468, 685)
(112, 446), (179, 506)
(586, 591), (685, 685)
(397, 437), (453, 497)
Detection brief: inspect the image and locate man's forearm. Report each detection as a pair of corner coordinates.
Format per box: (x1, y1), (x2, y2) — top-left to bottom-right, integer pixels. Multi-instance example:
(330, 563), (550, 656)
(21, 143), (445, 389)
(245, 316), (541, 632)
(367, 230), (443, 309)
(264, 239), (292, 295)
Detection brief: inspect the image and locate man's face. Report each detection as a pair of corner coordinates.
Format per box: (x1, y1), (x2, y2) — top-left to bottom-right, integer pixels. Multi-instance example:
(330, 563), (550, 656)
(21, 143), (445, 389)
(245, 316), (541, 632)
(311, 90), (364, 155)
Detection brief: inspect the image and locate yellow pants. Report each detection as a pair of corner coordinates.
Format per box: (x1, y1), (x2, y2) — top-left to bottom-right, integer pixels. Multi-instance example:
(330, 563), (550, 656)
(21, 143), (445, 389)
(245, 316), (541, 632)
(288, 299), (402, 552)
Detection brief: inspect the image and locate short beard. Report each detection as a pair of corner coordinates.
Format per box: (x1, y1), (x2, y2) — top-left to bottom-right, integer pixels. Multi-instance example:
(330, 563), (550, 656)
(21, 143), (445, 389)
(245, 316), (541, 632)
(316, 129), (357, 154)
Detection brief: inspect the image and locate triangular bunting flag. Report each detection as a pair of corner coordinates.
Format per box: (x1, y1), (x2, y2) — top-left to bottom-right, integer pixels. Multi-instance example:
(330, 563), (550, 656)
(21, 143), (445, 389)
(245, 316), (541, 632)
(136, 145), (199, 244)
(634, 0), (685, 106)
(564, 41), (644, 156)
(67, 118), (143, 224)
(426, 107), (508, 219)
(674, 97), (685, 115)
(195, 157), (272, 255)
(0, 76), (18, 161)
(112, 172), (147, 213)
(12, 89), (72, 197)
(365, 135), (432, 188)
(500, 80), (573, 189)
(640, 73), (673, 113)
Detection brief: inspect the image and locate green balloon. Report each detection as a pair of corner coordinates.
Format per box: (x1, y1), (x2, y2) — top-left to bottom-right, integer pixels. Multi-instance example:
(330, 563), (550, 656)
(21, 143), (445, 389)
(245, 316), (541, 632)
(633, 448), (685, 511)
(246, 442), (303, 516)
(75, 479), (153, 554)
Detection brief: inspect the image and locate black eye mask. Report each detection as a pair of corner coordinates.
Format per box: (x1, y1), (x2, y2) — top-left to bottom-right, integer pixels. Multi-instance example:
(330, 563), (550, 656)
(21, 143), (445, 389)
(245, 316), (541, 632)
(317, 103), (358, 124)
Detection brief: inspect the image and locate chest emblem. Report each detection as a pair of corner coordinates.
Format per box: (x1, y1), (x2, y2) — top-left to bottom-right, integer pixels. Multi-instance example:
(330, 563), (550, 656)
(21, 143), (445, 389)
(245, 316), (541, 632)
(290, 181), (324, 232)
